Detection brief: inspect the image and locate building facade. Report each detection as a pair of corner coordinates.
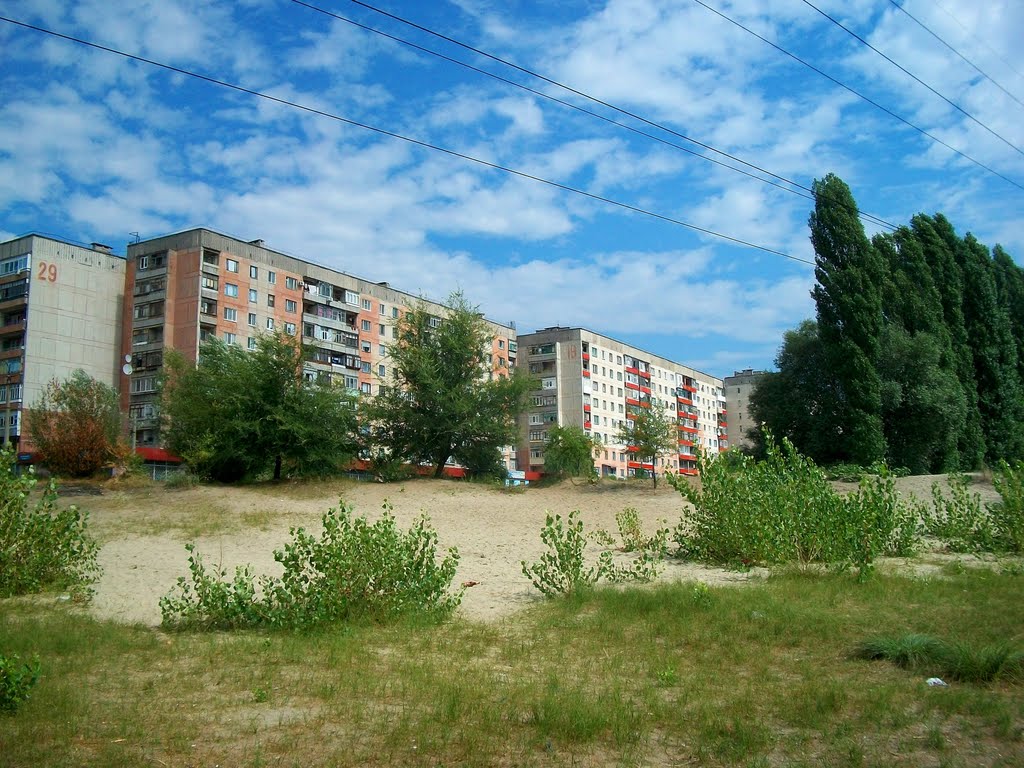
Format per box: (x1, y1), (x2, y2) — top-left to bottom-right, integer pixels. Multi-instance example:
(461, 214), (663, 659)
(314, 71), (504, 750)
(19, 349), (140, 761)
(516, 327), (727, 478)
(123, 229), (517, 459)
(724, 368), (767, 450)
(0, 235), (126, 454)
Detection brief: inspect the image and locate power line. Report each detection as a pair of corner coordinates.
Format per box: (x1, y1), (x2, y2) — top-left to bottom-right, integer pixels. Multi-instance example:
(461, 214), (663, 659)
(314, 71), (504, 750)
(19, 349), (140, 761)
(886, 0), (1024, 110)
(687, 0), (1024, 193)
(293, 0), (898, 232)
(800, 0), (1024, 158)
(0, 15), (815, 267)
(930, 0), (1024, 84)
(327, 0), (1024, 197)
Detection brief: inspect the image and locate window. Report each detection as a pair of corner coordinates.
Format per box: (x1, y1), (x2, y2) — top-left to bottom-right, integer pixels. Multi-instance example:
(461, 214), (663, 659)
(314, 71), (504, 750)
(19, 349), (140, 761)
(249, 288), (258, 303)
(249, 265), (258, 279)
(344, 375), (358, 390)
(392, 307), (399, 318)
(267, 294), (275, 308)
(248, 337), (257, 350)
(223, 307), (237, 322)
(225, 283), (238, 298)
(285, 299), (297, 313)
(285, 276), (298, 290)
(0, 255), (29, 275)
(360, 340), (371, 353)
(360, 382), (371, 394)
(266, 318), (275, 331)
(362, 298), (372, 310)
(541, 377), (556, 390)
(131, 376), (155, 393)
(226, 259), (238, 273)
(529, 414), (543, 425)
(379, 303), (385, 315)
(616, 355), (622, 364)
(224, 332), (237, 345)
(345, 290), (359, 305)
(498, 340), (505, 349)
(248, 312), (257, 326)
(201, 275), (218, 291)
(361, 361), (371, 373)
(361, 320), (371, 331)
(379, 324), (386, 335)
(378, 364), (386, 377)
(284, 322), (296, 335)
(138, 255), (149, 271)
(379, 344), (387, 356)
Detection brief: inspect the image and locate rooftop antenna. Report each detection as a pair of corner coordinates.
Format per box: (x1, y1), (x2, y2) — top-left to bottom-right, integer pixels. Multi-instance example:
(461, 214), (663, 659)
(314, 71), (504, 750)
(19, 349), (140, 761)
(129, 232), (141, 244)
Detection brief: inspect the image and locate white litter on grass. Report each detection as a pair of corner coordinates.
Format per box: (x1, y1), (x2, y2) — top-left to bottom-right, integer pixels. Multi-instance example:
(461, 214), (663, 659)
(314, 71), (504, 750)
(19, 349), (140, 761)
(926, 677), (948, 687)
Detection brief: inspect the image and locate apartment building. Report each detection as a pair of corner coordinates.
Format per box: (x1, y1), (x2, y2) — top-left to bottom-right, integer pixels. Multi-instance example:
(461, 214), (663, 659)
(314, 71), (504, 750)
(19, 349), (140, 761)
(516, 327), (727, 478)
(724, 368), (767, 450)
(123, 228), (517, 454)
(0, 234), (126, 454)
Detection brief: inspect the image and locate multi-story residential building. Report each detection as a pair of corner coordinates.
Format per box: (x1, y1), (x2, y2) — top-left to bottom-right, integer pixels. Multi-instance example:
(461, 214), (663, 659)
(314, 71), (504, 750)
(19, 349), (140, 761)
(724, 368), (767, 450)
(0, 234), (126, 454)
(123, 229), (517, 461)
(516, 327), (727, 478)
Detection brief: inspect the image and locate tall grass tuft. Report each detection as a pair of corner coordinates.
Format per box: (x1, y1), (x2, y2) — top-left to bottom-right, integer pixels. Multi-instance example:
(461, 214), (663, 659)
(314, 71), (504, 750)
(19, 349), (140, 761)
(856, 633), (1024, 683)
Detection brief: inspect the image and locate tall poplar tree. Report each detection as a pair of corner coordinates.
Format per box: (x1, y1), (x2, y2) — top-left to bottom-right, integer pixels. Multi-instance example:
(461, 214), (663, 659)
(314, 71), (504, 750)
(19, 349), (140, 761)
(808, 174), (886, 465)
(992, 245), (1024, 386)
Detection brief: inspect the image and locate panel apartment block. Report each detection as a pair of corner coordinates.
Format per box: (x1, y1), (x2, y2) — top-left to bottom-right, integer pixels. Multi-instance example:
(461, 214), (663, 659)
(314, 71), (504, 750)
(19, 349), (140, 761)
(123, 229), (517, 457)
(0, 234), (126, 454)
(516, 327), (727, 479)
(724, 368), (767, 450)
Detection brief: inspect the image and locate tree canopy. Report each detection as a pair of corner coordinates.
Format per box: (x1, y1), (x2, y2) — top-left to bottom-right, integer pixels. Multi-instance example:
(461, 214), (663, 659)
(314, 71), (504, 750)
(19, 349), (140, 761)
(752, 175), (1024, 471)
(161, 332), (358, 481)
(543, 425), (597, 481)
(363, 291), (530, 479)
(615, 405), (677, 488)
(28, 370), (125, 477)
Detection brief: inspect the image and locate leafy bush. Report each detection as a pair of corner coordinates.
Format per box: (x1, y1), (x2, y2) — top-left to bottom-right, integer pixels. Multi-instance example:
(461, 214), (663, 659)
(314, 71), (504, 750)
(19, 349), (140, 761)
(991, 460), (1024, 553)
(614, 507), (669, 554)
(857, 634), (1024, 683)
(521, 510), (661, 597)
(669, 433), (918, 575)
(160, 501), (462, 630)
(0, 653), (40, 713)
(163, 469), (199, 490)
(824, 463), (868, 483)
(0, 449), (101, 597)
(925, 464), (1023, 554)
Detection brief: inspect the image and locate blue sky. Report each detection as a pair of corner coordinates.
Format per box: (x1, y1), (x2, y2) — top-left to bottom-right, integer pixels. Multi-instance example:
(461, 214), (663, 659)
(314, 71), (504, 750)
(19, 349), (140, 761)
(2, 0), (1022, 378)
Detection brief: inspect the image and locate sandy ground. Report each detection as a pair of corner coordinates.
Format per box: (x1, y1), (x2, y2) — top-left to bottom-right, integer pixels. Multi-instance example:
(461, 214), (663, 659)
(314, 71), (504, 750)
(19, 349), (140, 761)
(65, 472), (1001, 627)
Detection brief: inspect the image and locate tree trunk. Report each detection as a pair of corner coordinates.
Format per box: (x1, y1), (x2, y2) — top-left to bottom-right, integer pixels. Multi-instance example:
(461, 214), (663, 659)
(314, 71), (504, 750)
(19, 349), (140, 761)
(433, 445), (450, 478)
(273, 454), (282, 482)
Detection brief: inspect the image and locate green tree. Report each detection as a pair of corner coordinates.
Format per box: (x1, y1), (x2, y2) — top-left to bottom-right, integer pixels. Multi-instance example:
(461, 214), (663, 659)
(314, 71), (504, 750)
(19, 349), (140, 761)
(809, 174), (887, 465)
(364, 291), (530, 479)
(912, 214), (985, 467)
(543, 425), (597, 481)
(748, 320), (846, 464)
(992, 245), (1024, 397)
(161, 332), (358, 482)
(615, 405), (677, 488)
(28, 370), (125, 477)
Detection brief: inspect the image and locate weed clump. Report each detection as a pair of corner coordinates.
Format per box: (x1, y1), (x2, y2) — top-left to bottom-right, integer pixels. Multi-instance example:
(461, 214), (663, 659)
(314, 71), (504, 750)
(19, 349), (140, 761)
(160, 500), (461, 630)
(522, 510), (663, 596)
(669, 432), (918, 576)
(0, 448), (100, 598)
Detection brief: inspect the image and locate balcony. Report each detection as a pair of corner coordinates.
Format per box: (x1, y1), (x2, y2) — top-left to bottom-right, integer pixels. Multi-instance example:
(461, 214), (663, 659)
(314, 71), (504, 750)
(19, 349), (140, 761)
(639, 385), (651, 394)
(625, 381), (639, 391)
(583, 403), (591, 412)
(583, 420), (592, 429)
(581, 351), (590, 361)
(626, 397), (640, 407)
(625, 366), (638, 375)
(0, 319), (25, 338)
(582, 369), (590, 378)
(677, 395), (693, 406)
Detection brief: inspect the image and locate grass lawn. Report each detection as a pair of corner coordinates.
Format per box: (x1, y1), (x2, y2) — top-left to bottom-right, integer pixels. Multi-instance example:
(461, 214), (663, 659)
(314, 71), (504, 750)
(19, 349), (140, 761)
(2, 566), (1022, 767)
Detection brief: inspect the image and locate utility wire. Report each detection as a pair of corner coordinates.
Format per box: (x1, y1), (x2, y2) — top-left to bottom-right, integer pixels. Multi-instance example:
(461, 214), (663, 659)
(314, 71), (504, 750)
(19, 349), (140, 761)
(326, 0), (1024, 197)
(687, 0), (1024, 192)
(930, 0), (1024, 84)
(294, 0), (897, 232)
(800, 0), (1024, 158)
(886, 0), (1024, 110)
(0, 15), (815, 267)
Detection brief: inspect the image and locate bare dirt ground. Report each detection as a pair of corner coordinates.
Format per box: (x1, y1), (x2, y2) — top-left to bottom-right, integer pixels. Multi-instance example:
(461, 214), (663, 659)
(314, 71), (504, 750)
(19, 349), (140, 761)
(67, 472), (1002, 627)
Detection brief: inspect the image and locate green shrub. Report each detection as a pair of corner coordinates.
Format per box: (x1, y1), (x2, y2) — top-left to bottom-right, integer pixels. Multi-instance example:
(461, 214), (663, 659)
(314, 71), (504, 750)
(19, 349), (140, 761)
(163, 469), (199, 490)
(991, 460), (1024, 553)
(0, 653), (40, 713)
(0, 449), (101, 598)
(669, 433), (918, 575)
(521, 510), (662, 597)
(925, 466), (1024, 554)
(615, 507), (668, 554)
(160, 500), (461, 630)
